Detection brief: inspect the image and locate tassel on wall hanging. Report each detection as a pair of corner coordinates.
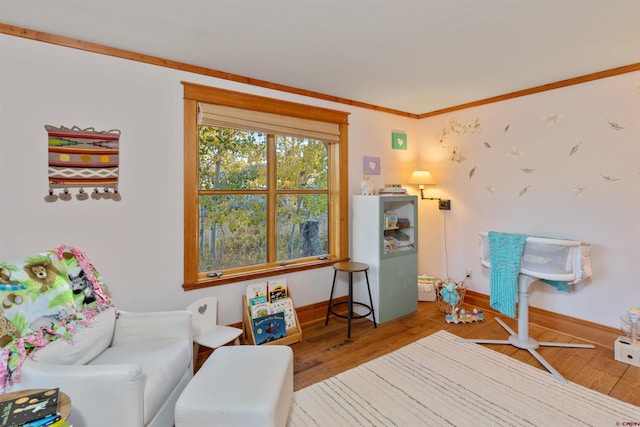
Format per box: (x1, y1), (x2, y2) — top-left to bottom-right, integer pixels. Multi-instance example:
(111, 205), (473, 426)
(44, 125), (122, 202)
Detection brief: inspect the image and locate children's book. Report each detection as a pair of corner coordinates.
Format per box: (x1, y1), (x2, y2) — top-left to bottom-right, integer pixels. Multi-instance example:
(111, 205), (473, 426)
(0, 388), (60, 427)
(267, 279), (287, 302)
(22, 413), (62, 427)
(251, 302), (271, 319)
(246, 282), (268, 305)
(252, 312), (287, 344)
(270, 297), (297, 329)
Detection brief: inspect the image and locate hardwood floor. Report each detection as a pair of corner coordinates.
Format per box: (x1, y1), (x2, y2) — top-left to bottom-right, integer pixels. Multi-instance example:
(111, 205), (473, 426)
(196, 301), (640, 407)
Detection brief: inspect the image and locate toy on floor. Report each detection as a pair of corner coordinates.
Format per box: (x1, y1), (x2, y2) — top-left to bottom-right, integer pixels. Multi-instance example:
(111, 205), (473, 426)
(445, 308), (484, 324)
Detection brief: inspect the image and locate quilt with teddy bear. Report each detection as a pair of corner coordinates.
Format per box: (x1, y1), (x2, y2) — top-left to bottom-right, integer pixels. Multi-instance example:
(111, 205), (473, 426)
(0, 245), (114, 390)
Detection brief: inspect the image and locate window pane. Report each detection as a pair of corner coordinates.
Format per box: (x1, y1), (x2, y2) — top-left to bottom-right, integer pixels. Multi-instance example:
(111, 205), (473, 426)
(276, 194), (328, 261)
(199, 194), (267, 272)
(276, 136), (328, 190)
(199, 127), (267, 190)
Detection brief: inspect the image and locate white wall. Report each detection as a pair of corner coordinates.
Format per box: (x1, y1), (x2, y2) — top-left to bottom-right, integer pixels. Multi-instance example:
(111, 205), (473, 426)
(0, 34), (418, 325)
(2, 34), (637, 328)
(417, 72), (640, 327)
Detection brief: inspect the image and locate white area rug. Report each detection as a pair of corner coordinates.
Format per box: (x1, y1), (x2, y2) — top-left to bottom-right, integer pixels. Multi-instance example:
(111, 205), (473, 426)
(288, 330), (640, 426)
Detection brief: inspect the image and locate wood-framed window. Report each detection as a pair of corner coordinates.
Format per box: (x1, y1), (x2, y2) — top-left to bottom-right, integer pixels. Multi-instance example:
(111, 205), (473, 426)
(182, 82), (350, 290)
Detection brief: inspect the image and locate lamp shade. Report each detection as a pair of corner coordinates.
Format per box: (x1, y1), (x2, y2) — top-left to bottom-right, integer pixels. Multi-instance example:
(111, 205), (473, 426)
(408, 170), (435, 185)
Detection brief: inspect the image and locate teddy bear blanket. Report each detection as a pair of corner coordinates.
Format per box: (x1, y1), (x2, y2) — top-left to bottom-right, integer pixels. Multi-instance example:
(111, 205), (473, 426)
(0, 246), (114, 390)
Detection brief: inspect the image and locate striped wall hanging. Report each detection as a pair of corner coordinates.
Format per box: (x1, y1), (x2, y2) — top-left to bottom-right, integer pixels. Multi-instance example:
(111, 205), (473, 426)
(44, 125), (122, 202)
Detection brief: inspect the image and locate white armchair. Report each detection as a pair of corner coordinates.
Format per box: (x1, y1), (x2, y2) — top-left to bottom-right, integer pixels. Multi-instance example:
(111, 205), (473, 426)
(14, 309), (193, 427)
(0, 246), (193, 427)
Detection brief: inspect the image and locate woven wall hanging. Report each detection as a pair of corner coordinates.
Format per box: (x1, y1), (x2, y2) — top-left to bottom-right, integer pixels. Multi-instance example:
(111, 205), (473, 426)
(44, 125), (122, 202)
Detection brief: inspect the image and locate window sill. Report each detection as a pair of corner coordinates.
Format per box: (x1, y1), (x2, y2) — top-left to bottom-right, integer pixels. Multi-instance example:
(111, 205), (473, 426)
(182, 257), (349, 291)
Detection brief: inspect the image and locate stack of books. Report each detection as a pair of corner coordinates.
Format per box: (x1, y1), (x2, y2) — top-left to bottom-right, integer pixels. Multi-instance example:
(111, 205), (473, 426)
(0, 388), (71, 426)
(379, 184), (407, 195)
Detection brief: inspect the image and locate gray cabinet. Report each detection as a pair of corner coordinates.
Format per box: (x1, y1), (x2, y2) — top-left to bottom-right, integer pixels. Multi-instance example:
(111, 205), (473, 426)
(352, 195), (418, 323)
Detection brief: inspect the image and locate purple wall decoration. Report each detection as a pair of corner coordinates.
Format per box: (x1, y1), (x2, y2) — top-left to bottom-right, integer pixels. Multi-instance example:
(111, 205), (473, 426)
(363, 156), (381, 175)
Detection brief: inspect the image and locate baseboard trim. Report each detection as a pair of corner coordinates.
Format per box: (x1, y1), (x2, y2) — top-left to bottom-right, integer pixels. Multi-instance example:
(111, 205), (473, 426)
(464, 290), (618, 349)
(231, 292), (618, 349)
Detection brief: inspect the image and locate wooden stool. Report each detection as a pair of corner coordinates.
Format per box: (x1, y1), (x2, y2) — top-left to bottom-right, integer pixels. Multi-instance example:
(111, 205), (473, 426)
(325, 261), (377, 338)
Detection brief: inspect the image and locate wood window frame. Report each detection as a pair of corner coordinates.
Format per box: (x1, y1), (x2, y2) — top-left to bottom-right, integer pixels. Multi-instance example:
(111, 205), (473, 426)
(182, 82), (350, 290)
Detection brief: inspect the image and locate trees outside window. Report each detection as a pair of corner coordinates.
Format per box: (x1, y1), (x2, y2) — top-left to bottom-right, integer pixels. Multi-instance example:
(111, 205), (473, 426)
(183, 82), (349, 289)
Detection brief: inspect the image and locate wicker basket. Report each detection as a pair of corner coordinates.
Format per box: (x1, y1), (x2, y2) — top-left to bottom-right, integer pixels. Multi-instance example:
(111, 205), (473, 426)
(435, 278), (467, 314)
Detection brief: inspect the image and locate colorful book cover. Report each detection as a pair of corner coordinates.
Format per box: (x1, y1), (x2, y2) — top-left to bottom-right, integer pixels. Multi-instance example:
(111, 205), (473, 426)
(270, 297), (297, 329)
(267, 279), (288, 302)
(0, 388), (59, 427)
(251, 302), (271, 319)
(252, 312), (287, 344)
(22, 413), (62, 427)
(246, 282), (268, 305)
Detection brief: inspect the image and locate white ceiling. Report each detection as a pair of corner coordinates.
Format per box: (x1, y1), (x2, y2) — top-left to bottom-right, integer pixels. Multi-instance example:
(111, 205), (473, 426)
(2, 0), (639, 114)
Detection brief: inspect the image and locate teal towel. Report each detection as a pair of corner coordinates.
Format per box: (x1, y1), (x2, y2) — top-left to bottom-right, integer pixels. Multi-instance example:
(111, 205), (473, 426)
(541, 279), (571, 293)
(488, 231), (527, 318)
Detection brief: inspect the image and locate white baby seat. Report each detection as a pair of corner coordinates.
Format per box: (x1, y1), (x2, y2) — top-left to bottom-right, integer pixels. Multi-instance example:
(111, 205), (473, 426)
(457, 231), (594, 383)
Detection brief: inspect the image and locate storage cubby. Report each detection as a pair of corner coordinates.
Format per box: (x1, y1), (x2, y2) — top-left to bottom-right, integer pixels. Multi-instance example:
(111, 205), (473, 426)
(352, 195), (418, 323)
(242, 295), (302, 346)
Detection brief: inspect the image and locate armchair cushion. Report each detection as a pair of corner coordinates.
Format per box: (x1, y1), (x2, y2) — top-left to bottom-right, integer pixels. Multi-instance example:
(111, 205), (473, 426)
(90, 337), (191, 424)
(31, 307), (116, 365)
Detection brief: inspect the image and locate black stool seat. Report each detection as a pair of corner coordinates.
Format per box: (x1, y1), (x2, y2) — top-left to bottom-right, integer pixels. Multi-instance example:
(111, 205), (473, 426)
(325, 261), (377, 338)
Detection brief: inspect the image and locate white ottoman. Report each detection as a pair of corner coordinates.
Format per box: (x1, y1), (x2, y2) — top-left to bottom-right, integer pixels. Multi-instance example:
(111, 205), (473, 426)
(175, 345), (294, 427)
